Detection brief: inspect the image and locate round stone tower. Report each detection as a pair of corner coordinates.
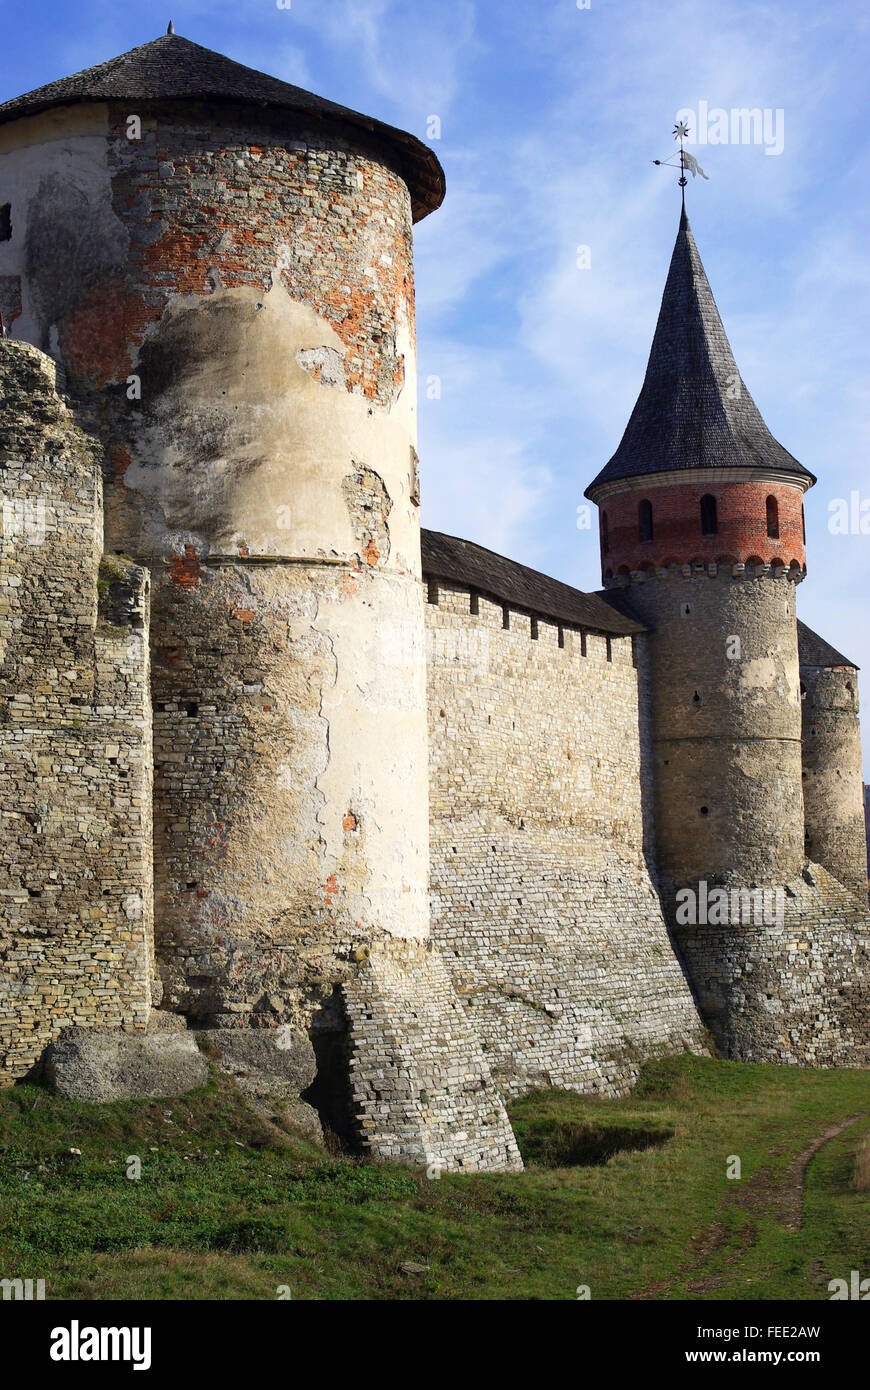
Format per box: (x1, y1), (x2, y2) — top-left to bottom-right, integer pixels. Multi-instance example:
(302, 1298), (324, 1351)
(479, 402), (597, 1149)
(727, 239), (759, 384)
(0, 31), (524, 1171)
(584, 209), (870, 1065)
(586, 209), (814, 895)
(798, 621), (867, 905)
(0, 32), (442, 1022)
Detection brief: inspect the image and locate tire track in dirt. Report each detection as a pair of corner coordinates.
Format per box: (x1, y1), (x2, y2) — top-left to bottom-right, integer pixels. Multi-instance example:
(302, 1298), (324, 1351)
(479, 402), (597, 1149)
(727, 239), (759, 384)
(630, 1113), (867, 1299)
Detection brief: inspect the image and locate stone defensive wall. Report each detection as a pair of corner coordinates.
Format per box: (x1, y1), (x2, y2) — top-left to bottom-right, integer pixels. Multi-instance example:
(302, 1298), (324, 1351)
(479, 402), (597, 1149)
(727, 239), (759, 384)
(0, 342), (153, 1082)
(675, 861), (870, 1066)
(607, 560), (870, 1063)
(422, 533), (710, 1097)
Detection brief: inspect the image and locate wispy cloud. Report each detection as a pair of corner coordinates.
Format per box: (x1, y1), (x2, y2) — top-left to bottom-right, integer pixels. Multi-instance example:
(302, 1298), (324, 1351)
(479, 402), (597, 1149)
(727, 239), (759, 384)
(1, 0), (867, 762)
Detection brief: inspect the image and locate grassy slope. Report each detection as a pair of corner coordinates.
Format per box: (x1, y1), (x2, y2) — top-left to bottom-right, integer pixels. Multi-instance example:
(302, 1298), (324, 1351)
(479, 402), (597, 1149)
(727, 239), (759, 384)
(0, 1055), (868, 1300)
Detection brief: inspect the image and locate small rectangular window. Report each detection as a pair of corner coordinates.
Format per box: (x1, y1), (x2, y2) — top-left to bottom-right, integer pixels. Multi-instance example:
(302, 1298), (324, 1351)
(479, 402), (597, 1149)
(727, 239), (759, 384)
(427, 578), (439, 605)
(0, 204), (10, 242)
(606, 635), (613, 662)
(469, 589), (479, 615)
(530, 617), (539, 640)
(502, 605), (510, 630)
(557, 627), (565, 649)
(580, 630), (588, 657)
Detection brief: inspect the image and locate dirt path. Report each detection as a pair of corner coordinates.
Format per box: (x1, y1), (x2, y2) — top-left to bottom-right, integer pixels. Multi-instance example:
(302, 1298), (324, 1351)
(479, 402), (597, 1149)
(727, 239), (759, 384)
(632, 1112), (867, 1299)
(779, 1114), (865, 1231)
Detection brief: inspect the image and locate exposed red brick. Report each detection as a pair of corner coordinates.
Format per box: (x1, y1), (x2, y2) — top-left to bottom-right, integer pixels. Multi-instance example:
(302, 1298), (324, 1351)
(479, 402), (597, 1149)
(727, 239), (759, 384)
(168, 545), (203, 589)
(599, 479), (806, 578)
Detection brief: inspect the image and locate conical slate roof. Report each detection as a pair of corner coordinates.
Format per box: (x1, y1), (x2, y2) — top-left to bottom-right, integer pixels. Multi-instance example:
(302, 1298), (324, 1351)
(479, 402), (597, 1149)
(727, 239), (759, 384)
(586, 209), (813, 497)
(0, 32), (444, 222)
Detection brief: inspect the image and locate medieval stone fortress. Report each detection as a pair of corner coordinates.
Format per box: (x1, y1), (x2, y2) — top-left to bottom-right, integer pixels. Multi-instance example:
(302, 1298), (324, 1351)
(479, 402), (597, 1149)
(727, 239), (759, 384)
(0, 31), (867, 1174)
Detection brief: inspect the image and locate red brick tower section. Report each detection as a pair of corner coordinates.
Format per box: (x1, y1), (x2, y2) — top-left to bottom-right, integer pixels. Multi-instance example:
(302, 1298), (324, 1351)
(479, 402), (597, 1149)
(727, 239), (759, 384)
(597, 475), (806, 580)
(589, 209), (812, 587)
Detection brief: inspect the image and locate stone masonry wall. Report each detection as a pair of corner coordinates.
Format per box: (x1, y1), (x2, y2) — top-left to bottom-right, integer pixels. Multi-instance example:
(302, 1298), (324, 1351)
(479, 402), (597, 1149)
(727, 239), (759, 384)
(424, 578), (709, 1099)
(0, 341), (152, 1082)
(676, 861), (870, 1066)
(344, 939), (522, 1172)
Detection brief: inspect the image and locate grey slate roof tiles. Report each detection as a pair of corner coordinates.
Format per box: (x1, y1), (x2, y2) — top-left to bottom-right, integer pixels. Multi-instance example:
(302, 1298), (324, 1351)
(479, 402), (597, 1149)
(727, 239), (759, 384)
(586, 210), (814, 496)
(797, 619), (858, 670)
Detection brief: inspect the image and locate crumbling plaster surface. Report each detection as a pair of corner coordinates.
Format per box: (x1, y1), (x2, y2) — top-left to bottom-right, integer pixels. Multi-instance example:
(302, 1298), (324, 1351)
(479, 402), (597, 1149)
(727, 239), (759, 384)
(0, 107), (124, 349)
(106, 285), (420, 572)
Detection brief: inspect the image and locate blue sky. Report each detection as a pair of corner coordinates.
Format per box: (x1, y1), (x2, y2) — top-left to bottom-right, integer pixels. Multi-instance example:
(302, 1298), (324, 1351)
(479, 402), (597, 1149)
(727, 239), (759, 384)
(3, 0), (869, 767)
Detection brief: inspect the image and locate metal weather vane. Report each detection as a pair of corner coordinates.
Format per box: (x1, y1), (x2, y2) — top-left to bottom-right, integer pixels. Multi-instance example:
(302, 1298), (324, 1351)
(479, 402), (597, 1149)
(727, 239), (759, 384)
(652, 123), (709, 210)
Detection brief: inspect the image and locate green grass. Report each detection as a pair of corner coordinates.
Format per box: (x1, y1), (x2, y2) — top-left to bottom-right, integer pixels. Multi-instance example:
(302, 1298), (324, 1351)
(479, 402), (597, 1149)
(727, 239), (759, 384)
(0, 1055), (868, 1300)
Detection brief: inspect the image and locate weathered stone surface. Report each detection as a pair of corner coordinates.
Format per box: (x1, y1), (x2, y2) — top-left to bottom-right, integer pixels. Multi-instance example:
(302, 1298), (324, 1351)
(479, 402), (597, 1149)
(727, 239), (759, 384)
(146, 1009), (188, 1034)
(206, 1027), (316, 1098)
(676, 861), (870, 1065)
(800, 659), (867, 906)
(43, 1027), (207, 1102)
(0, 343), (153, 1085)
(280, 1099), (323, 1143)
(344, 939), (524, 1172)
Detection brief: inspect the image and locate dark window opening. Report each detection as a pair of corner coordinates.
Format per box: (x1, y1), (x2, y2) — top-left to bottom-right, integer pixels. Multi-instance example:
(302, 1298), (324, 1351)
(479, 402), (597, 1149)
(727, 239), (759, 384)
(427, 578), (439, 605)
(557, 627), (565, 649)
(502, 605), (510, 630)
(469, 588), (479, 615)
(530, 617), (539, 640)
(580, 630), (588, 657)
(638, 499), (653, 543)
(700, 805), (709, 816)
(0, 204), (10, 242)
(766, 495), (779, 539)
(601, 510), (610, 553)
(700, 493), (718, 535)
(606, 636), (613, 662)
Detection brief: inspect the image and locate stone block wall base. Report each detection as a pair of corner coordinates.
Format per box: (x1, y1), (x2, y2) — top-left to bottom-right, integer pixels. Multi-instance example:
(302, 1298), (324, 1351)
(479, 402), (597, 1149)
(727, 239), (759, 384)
(675, 861), (870, 1065)
(343, 940), (523, 1173)
(42, 1026), (207, 1102)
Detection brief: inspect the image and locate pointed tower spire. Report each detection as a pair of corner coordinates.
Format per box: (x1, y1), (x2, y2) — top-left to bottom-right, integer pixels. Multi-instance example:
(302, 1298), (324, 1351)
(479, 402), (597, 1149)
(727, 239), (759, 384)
(586, 212), (814, 498)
